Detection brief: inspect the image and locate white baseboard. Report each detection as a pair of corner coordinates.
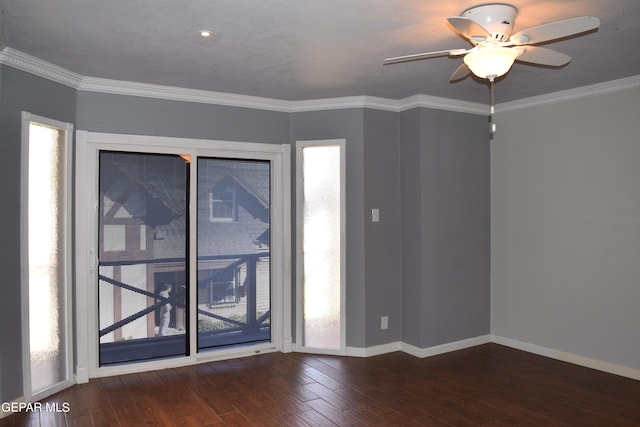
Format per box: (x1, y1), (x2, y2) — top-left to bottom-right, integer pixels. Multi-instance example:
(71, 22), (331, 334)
(282, 338), (293, 353)
(491, 335), (640, 381)
(347, 334), (640, 382)
(402, 335), (492, 358)
(346, 342), (402, 357)
(347, 335), (491, 359)
(76, 367), (89, 384)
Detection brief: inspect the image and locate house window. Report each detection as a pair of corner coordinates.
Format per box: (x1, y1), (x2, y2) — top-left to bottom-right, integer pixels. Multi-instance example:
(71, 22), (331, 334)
(209, 184), (237, 221)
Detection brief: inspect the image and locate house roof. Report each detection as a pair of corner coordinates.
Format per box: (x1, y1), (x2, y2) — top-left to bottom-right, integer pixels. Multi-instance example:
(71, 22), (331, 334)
(103, 154), (270, 260)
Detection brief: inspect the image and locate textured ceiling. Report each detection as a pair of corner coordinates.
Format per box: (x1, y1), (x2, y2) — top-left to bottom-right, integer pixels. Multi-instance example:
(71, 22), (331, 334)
(1, 0), (639, 104)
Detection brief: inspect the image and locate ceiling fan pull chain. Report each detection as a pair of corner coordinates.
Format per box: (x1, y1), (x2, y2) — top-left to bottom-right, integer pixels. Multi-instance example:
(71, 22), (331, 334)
(490, 78), (496, 135)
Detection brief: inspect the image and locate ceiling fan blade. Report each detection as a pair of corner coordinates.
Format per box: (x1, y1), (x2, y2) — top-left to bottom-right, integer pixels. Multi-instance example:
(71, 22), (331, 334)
(447, 17), (491, 42)
(383, 49), (469, 65)
(449, 63), (471, 81)
(509, 16), (600, 45)
(516, 46), (572, 66)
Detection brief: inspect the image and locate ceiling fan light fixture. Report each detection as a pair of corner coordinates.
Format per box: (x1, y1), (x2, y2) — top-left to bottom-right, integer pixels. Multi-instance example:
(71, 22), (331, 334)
(463, 45), (522, 80)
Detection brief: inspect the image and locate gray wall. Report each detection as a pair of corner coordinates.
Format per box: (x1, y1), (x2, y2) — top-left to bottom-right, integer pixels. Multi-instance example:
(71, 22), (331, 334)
(76, 91), (290, 143)
(0, 65), (77, 402)
(363, 109), (402, 346)
(1, 64), (492, 402)
(491, 87), (640, 370)
(290, 109), (367, 347)
(400, 109), (424, 346)
(401, 108), (491, 348)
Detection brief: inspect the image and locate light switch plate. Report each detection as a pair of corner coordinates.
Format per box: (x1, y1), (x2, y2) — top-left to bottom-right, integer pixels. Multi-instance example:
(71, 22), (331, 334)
(372, 208), (380, 222)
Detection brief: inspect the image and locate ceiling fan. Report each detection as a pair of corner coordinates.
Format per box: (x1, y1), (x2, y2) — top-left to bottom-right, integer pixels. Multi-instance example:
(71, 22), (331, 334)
(384, 3), (600, 83)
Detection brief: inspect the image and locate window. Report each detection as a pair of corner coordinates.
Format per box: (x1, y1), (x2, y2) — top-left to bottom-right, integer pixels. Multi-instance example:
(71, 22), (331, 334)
(97, 152), (189, 365)
(209, 183), (237, 221)
(296, 140), (346, 354)
(198, 158), (272, 351)
(21, 113), (74, 401)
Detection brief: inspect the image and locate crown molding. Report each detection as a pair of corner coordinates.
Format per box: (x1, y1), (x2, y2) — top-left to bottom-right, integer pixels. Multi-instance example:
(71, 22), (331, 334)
(399, 94), (488, 115)
(289, 95), (488, 115)
(79, 76), (293, 113)
(0, 47), (488, 114)
(289, 95), (400, 113)
(496, 75), (640, 113)
(0, 47), (82, 88)
(2, 47), (636, 116)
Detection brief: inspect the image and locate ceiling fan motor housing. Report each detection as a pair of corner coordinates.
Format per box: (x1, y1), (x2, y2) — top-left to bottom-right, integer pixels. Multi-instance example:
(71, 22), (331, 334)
(461, 3), (518, 41)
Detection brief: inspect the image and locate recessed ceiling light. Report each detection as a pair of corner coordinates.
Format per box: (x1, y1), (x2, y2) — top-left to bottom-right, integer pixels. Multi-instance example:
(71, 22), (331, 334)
(198, 30), (213, 38)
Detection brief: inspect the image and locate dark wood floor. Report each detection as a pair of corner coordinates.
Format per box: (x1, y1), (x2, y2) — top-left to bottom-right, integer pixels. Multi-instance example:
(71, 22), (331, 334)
(2, 343), (639, 426)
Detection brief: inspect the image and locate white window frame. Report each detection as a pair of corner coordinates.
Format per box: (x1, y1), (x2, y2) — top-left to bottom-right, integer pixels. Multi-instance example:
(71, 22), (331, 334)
(20, 112), (75, 401)
(75, 131), (291, 380)
(295, 139), (347, 355)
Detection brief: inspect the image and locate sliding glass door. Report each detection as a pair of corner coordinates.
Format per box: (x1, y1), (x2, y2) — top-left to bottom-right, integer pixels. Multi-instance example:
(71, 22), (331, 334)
(81, 136), (285, 371)
(98, 152), (189, 365)
(197, 158), (271, 350)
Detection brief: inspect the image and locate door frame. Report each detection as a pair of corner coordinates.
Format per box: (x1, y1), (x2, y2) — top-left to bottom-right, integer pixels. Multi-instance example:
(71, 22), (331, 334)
(75, 131), (291, 380)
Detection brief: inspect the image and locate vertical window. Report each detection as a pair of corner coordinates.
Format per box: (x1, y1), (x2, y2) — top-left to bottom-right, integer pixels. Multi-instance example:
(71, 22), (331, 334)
(97, 152), (189, 365)
(21, 113), (73, 400)
(198, 158), (272, 351)
(297, 140), (345, 353)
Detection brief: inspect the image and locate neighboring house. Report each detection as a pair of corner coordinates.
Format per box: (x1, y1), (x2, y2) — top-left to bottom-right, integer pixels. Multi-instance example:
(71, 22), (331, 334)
(98, 153), (270, 350)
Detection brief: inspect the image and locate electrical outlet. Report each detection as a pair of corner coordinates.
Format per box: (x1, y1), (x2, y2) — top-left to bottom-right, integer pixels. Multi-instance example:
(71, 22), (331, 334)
(371, 208), (380, 222)
(380, 316), (388, 330)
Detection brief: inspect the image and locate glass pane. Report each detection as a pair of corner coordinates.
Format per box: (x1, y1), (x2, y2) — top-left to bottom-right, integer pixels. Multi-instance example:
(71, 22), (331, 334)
(98, 152), (189, 365)
(28, 123), (67, 394)
(197, 158), (271, 350)
(302, 145), (341, 350)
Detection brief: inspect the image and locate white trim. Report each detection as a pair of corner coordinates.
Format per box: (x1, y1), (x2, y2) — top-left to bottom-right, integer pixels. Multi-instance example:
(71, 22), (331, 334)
(398, 94), (488, 115)
(78, 131), (287, 153)
(0, 47), (484, 115)
(91, 343), (281, 379)
(79, 76), (293, 113)
(309, 334), (640, 382)
(20, 112), (75, 401)
(491, 335), (640, 381)
(347, 342), (402, 357)
(282, 338), (294, 353)
(401, 335), (491, 358)
(496, 75), (640, 112)
(74, 131), (91, 384)
(20, 114), (32, 401)
(79, 78), (487, 115)
(0, 48), (82, 88)
(295, 139), (347, 355)
(279, 144), (293, 353)
(347, 335), (490, 358)
(291, 95), (400, 113)
(75, 131), (291, 379)
(3, 47), (637, 116)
